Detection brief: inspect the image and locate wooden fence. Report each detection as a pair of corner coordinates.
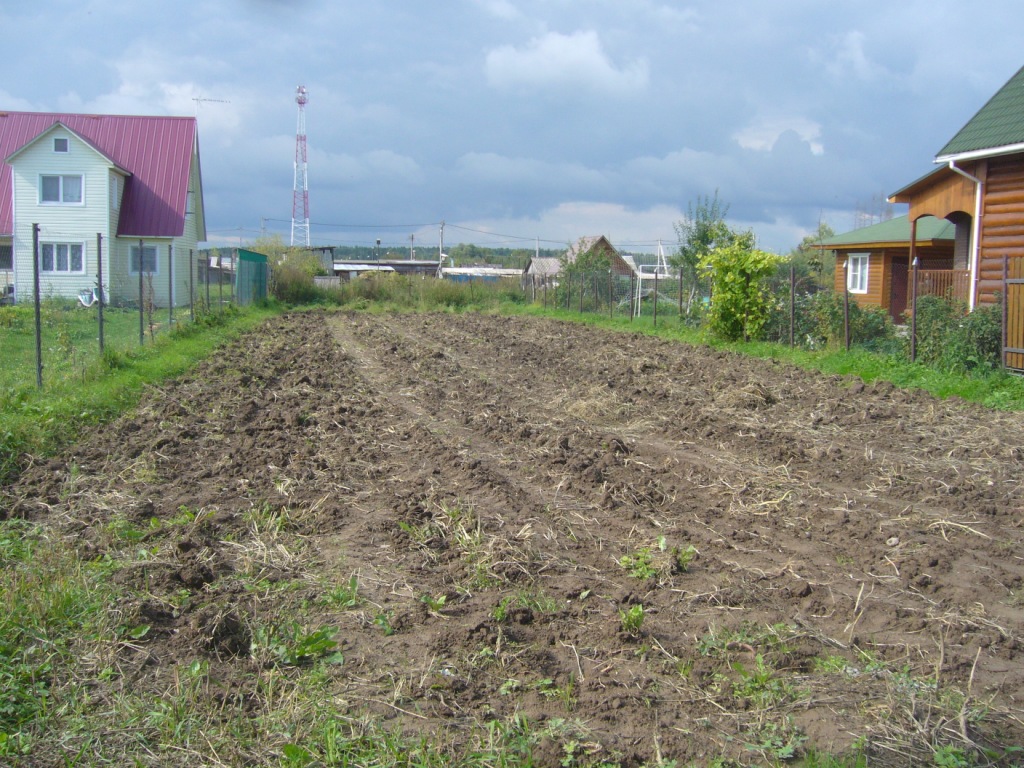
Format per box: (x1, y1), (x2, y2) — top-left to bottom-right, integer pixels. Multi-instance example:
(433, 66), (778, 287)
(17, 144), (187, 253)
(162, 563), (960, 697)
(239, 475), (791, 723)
(1005, 257), (1024, 371)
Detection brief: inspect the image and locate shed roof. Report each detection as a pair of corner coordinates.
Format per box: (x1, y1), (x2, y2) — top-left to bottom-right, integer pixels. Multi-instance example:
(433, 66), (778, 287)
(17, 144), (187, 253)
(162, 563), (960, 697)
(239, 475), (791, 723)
(525, 256), (561, 275)
(0, 111), (199, 238)
(937, 65), (1024, 159)
(818, 214), (955, 249)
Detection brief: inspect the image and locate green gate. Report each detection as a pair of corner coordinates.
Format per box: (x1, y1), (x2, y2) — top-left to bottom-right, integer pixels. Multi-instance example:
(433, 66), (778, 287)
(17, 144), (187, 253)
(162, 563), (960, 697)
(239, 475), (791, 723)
(236, 248), (269, 305)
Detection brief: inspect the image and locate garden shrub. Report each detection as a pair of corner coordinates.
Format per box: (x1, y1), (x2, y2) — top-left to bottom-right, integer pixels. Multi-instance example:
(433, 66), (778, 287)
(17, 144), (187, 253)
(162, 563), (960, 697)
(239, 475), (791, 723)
(913, 295), (1002, 373)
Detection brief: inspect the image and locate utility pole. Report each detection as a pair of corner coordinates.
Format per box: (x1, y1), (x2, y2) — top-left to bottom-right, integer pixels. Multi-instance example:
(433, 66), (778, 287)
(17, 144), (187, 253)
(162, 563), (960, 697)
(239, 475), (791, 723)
(409, 233), (415, 260)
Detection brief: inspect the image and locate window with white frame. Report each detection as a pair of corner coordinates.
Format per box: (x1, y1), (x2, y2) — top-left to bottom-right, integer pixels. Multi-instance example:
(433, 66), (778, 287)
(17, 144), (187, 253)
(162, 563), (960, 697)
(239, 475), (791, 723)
(41, 242), (85, 274)
(846, 253), (869, 294)
(53, 137), (69, 153)
(130, 244), (158, 275)
(110, 176), (119, 210)
(40, 174), (83, 204)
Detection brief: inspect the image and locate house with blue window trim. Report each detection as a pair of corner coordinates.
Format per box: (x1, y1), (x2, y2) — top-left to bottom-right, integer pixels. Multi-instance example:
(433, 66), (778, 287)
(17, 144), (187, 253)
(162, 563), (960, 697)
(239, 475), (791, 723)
(0, 111), (206, 306)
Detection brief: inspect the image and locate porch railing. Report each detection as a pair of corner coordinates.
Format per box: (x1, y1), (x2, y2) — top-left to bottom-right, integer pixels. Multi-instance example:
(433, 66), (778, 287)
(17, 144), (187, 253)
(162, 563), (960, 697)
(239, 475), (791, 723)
(917, 269), (970, 302)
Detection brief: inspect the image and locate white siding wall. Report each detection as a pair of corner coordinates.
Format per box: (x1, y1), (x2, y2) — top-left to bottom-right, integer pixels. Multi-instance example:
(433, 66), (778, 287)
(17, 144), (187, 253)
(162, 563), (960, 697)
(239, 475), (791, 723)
(11, 127), (114, 302)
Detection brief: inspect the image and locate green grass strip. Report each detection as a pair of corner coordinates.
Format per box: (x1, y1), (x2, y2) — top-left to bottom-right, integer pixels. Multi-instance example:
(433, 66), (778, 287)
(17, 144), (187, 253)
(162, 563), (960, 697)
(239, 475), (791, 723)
(0, 302), (284, 484)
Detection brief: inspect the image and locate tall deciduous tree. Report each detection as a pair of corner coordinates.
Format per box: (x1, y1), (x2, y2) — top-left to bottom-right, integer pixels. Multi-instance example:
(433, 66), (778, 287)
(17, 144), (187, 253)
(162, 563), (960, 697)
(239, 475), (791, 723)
(672, 191), (743, 314)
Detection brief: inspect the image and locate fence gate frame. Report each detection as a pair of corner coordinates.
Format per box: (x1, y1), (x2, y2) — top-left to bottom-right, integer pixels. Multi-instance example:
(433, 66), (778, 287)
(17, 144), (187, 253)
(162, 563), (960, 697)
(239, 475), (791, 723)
(1004, 255), (1024, 371)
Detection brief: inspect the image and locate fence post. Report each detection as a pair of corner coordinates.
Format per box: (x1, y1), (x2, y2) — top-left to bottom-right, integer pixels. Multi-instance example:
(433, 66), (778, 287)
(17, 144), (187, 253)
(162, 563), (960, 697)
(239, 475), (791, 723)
(629, 273), (634, 321)
(842, 259), (850, 352)
(218, 254), (223, 313)
(653, 270), (659, 327)
(168, 244), (174, 328)
(602, 270), (610, 319)
(190, 249), (195, 322)
(138, 238), (145, 346)
(789, 265), (795, 348)
(578, 272), (583, 313)
(566, 271), (571, 310)
(910, 256), (919, 362)
(678, 270), (683, 319)
(97, 233), (105, 355)
(32, 223), (42, 389)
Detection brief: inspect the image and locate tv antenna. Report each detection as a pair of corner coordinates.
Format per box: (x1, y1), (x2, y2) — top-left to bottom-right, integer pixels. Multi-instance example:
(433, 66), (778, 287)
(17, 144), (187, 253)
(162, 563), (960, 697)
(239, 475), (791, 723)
(192, 97), (230, 116)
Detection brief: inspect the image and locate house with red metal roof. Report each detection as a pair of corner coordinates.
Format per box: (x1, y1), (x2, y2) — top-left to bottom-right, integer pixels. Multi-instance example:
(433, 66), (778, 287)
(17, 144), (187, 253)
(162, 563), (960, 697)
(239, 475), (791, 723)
(0, 111), (206, 306)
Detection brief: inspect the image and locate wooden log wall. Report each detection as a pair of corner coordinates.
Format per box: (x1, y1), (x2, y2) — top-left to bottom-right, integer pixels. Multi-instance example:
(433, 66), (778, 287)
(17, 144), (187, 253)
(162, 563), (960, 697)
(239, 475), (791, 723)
(979, 156), (1024, 304)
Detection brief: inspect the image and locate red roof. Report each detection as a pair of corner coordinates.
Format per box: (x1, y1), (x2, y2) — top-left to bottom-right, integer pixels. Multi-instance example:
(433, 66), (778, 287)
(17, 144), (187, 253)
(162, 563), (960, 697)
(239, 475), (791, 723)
(0, 111), (198, 238)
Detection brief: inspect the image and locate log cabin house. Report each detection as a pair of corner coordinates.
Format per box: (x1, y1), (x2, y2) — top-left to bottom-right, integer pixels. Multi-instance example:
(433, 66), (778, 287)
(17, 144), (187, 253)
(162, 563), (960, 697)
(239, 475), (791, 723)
(819, 214), (956, 323)
(887, 64), (1024, 369)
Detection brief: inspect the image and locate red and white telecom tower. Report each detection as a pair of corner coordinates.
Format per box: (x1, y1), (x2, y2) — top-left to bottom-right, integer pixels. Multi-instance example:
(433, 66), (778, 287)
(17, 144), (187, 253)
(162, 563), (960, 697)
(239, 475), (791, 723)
(291, 85), (310, 247)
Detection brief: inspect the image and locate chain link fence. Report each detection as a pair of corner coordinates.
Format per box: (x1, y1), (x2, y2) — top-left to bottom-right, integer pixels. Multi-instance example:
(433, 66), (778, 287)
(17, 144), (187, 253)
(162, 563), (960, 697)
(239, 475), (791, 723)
(521, 266), (1011, 373)
(2, 239), (268, 392)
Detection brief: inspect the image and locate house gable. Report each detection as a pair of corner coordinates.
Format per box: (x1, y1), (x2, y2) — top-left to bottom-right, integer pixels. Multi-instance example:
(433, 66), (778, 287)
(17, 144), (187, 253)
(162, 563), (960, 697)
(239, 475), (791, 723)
(0, 111), (198, 239)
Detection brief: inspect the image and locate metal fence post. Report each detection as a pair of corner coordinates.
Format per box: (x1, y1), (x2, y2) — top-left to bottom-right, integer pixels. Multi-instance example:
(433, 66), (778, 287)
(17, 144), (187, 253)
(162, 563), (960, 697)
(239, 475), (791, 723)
(97, 233), (105, 355)
(678, 270), (683, 319)
(168, 243), (174, 328)
(653, 270), (659, 327)
(842, 259), (850, 352)
(138, 238), (145, 345)
(190, 249), (195, 322)
(789, 265), (795, 348)
(602, 270), (610, 319)
(910, 256), (919, 362)
(33, 223), (42, 389)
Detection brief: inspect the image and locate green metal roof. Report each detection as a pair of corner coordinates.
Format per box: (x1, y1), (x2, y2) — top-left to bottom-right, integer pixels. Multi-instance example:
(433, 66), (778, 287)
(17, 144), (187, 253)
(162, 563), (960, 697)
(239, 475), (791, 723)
(818, 214), (955, 248)
(937, 65), (1024, 158)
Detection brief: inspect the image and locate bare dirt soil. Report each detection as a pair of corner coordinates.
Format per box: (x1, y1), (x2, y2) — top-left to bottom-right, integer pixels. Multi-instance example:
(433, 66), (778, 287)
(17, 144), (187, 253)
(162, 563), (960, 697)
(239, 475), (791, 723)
(7, 310), (1024, 766)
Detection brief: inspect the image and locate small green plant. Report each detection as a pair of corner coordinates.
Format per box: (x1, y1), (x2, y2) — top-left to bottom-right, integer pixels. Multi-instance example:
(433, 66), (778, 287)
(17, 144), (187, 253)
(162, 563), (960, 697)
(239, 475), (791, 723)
(420, 593), (448, 613)
(373, 611), (395, 636)
(619, 548), (658, 580)
(743, 718), (807, 761)
(731, 654), (794, 708)
(324, 575), (362, 610)
(250, 622), (343, 667)
(619, 604), (646, 635)
(535, 676), (577, 711)
(672, 544), (697, 572)
(932, 745), (972, 767)
(492, 588), (559, 622)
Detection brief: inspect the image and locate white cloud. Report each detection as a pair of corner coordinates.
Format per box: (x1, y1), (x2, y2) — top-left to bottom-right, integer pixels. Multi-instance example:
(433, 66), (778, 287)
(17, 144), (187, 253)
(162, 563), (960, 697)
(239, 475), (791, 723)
(485, 30), (648, 94)
(733, 117), (824, 156)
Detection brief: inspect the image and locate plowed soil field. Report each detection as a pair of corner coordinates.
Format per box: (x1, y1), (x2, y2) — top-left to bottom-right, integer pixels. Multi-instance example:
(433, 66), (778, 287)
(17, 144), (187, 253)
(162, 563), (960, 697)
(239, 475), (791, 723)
(7, 310), (1024, 766)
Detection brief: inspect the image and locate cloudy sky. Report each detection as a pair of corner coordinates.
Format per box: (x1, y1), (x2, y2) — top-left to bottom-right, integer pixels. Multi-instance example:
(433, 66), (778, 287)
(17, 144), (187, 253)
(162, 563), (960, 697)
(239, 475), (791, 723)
(2, 1), (1021, 254)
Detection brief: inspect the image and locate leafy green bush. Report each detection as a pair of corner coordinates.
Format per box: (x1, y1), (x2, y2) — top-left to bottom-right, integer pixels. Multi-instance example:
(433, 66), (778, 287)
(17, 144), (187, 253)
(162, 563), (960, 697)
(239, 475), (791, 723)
(913, 295), (1002, 373)
(799, 291), (896, 351)
(700, 241), (784, 341)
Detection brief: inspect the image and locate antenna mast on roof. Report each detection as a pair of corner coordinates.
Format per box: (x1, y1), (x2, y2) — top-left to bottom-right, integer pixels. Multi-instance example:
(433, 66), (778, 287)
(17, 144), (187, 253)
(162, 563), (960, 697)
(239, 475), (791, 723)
(291, 85), (310, 247)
